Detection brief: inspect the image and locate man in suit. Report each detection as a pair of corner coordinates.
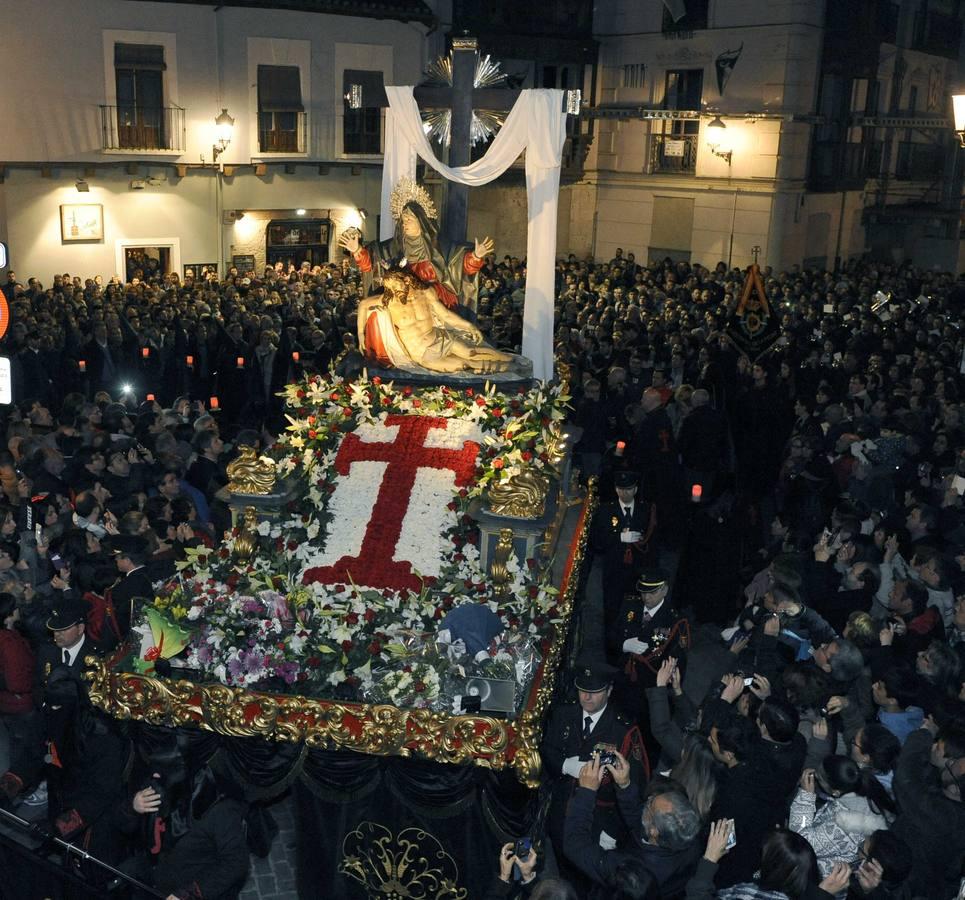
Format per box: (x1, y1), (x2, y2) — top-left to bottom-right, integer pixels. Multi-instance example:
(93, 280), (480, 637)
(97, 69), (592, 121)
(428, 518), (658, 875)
(541, 662), (646, 891)
(104, 535), (154, 651)
(677, 388), (728, 495)
(591, 470), (658, 639)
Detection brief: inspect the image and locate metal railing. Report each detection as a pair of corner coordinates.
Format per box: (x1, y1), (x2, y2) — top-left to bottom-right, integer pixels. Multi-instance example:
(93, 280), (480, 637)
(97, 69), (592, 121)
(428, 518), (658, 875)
(258, 111), (307, 153)
(649, 133), (698, 174)
(100, 105), (185, 152)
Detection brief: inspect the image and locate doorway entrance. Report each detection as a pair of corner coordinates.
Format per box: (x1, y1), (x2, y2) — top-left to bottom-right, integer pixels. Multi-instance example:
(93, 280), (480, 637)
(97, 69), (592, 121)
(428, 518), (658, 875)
(124, 246), (171, 281)
(265, 218), (330, 270)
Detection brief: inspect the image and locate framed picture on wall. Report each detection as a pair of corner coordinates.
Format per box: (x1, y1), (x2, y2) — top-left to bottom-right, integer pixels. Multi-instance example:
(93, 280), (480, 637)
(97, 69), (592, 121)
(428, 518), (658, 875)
(60, 204), (104, 243)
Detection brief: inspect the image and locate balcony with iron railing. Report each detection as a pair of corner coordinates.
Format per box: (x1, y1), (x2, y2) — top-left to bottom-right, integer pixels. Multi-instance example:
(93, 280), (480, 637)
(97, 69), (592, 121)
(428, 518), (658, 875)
(894, 141), (944, 181)
(258, 111), (307, 154)
(100, 105), (185, 152)
(649, 133), (698, 174)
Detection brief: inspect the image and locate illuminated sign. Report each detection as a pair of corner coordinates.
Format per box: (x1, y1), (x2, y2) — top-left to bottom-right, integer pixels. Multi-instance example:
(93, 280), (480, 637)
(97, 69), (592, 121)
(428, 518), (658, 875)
(0, 242), (6, 268)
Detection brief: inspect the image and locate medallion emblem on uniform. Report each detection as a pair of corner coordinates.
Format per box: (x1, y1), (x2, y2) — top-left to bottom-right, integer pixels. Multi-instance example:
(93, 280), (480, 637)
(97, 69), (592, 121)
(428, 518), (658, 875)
(611, 516), (619, 528)
(626, 611), (635, 622)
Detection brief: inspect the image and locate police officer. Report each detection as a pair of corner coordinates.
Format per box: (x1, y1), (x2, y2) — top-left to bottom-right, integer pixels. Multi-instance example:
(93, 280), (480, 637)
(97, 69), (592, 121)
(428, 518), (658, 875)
(591, 469), (658, 639)
(541, 661), (646, 889)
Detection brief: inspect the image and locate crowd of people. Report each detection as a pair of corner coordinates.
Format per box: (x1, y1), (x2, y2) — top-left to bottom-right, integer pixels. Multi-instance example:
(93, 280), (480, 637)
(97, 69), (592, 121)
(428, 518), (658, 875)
(0, 248), (964, 899)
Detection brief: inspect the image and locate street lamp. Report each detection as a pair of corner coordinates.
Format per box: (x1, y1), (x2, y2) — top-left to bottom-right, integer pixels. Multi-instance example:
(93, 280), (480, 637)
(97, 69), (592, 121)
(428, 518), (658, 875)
(213, 108), (235, 161)
(706, 115), (732, 163)
(953, 93), (965, 147)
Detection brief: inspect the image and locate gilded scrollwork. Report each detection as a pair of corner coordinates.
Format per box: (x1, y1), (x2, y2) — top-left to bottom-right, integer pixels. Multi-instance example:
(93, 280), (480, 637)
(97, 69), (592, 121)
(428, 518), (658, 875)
(226, 445), (277, 495)
(339, 821), (467, 899)
(85, 485), (596, 786)
(487, 466), (550, 519)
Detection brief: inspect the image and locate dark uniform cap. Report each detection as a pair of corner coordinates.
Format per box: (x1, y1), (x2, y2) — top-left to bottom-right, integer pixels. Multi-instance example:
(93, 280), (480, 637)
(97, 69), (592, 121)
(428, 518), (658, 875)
(636, 569), (668, 593)
(108, 534), (149, 558)
(574, 661), (619, 692)
(613, 470), (639, 489)
(46, 597), (88, 631)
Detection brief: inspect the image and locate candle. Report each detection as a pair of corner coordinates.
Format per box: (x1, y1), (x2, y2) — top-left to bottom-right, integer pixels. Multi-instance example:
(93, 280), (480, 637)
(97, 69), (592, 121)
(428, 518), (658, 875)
(292, 351), (300, 362)
(146, 393), (156, 402)
(78, 359), (86, 373)
(236, 356), (245, 368)
(615, 441), (625, 457)
(691, 483), (703, 502)
(186, 355), (194, 367)
(141, 347), (150, 358)
(209, 396), (219, 409)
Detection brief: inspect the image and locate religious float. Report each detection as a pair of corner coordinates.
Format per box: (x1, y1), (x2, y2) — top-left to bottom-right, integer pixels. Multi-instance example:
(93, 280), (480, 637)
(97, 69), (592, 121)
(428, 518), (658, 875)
(84, 41), (581, 891)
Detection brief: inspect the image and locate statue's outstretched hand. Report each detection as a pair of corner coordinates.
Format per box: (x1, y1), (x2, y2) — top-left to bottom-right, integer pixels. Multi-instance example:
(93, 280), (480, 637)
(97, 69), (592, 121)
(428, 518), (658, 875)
(338, 231), (360, 254)
(474, 236), (495, 259)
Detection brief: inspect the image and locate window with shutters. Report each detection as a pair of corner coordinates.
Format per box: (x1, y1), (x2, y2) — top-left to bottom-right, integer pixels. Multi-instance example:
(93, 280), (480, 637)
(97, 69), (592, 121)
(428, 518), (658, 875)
(114, 43), (166, 149)
(343, 69), (384, 155)
(258, 65), (305, 153)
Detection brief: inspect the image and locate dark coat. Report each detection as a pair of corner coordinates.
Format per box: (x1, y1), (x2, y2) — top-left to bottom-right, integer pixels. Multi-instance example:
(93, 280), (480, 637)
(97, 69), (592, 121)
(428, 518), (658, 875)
(542, 702), (646, 856)
(678, 404), (728, 474)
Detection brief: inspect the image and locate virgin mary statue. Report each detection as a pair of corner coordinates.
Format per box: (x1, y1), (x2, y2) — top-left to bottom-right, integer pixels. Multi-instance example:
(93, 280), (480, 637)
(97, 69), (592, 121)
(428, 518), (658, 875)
(337, 177), (493, 315)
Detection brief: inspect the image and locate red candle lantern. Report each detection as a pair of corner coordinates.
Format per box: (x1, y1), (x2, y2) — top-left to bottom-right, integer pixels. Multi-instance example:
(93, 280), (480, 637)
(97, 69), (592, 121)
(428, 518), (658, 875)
(146, 393), (156, 402)
(142, 347), (150, 358)
(292, 351), (300, 362)
(691, 484), (703, 502)
(186, 355), (194, 367)
(615, 441), (625, 457)
(209, 396), (220, 410)
(236, 357), (245, 368)
(78, 359), (86, 373)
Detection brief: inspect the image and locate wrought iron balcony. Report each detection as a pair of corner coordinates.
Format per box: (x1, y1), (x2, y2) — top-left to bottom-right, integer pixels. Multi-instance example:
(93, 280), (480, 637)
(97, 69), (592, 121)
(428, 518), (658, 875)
(100, 105), (185, 152)
(649, 133), (698, 174)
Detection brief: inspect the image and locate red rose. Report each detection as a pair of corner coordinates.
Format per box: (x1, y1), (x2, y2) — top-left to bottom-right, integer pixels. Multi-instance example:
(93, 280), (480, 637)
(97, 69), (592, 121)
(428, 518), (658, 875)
(412, 399), (422, 408)
(346, 612), (359, 625)
(296, 389), (306, 399)
(492, 407), (503, 417)
(367, 641), (382, 655)
(475, 395), (486, 406)
(287, 540), (298, 551)
(522, 450), (533, 462)
(441, 386), (450, 394)
(307, 415), (316, 425)
(492, 458), (504, 469)
(433, 609), (443, 619)
(219, 547), (230, 559)
(308, 429), (317, 439)
(445, 400), (455, 409)
(403, 386), (413, 397)
(341, 640), (354, 652)
(534, 616), (545, 627)
(307, 656), (321, 668)
(528, 586), (539, 599)
(459, 488), (468, 498)
(330, 392), (341, 401)
(526, 558), (537, 569)
(414, 681), (426, 692)
(465, 388), (474, 397)
(372, 376), (382, 385)
(364, 609), (376, 622)
(343, 407), (353, 417)
(297, 671), (308, 682)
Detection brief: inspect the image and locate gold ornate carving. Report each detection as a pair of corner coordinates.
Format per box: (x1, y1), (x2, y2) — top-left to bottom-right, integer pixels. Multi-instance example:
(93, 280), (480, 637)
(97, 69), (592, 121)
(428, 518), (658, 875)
(487, 467), (550, 519)
(555, 358), (573, 396)
(389, 176), (437, 222)
(513, 479), (597, 788)
(226, 445), (277, 495)
(543, 421), (569, 471)
(232, 506), (259, 562)
(488, 528), (514, 599)
(85, 487), (597, 787)
(340, 822), (467, 899)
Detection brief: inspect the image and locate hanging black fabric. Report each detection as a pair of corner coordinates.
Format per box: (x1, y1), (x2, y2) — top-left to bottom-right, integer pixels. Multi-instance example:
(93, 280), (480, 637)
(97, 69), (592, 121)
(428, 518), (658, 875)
(114, 43), (166, 71)
(258, 65), (304, 112)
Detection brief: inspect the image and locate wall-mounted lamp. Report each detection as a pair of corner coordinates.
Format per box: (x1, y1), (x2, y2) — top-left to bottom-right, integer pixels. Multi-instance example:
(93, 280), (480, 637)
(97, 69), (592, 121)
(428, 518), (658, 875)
(296, 208), (307, 216)
(706, 116), (732, 163)
(75, 179), (90, 193)
(345, 84), (363, 110)
(213, 108), (235, 162)
(953, 94), (965, 147)
(357, 208), (368, 221)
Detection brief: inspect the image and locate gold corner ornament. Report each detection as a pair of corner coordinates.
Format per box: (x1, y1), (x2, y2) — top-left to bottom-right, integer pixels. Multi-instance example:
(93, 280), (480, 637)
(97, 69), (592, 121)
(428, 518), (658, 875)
(86, 487), (596, 787)
(488, 527), (515, 600)
(226, 445), (277, 495)
(340, 822), (467, 899)
(543, 421), (569, 471)
(487, 466), (550, 519)
(232, 506), (260, 562)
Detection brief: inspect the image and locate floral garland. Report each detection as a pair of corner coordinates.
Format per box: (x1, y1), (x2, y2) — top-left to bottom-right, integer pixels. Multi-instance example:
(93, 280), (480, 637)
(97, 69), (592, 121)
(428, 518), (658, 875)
(142, 374), (570, 705)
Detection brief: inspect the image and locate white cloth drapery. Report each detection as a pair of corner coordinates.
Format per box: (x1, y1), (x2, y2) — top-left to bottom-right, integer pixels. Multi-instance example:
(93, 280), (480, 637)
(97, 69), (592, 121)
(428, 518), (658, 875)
(380, 86), (566, 382)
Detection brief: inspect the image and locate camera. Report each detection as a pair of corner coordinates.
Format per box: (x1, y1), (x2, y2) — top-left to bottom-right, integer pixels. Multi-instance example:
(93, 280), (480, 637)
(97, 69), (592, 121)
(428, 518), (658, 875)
(597, 750), (617, 767)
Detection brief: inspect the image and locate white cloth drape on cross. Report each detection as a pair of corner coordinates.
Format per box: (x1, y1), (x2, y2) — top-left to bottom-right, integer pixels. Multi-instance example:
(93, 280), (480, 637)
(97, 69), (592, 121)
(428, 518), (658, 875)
(379, 86), (567, 383)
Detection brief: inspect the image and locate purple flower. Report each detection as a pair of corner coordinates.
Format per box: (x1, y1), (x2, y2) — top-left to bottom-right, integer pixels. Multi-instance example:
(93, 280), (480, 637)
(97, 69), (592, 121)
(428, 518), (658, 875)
(241, 597), (262, 615)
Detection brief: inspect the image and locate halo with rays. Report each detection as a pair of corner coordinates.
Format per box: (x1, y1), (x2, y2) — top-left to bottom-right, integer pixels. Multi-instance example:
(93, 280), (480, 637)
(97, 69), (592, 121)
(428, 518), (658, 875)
(420, 52), (508, 149)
